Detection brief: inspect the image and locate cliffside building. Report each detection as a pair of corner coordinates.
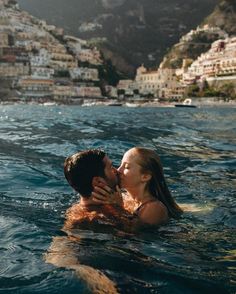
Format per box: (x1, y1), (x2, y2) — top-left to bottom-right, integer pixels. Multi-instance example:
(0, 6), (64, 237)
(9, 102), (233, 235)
(69, 67), (99, 82)
(135, 65), (184, 99)
(17, 77), (54, 99)
(182, 37), (236, 86)
(77, 48), (102, 65)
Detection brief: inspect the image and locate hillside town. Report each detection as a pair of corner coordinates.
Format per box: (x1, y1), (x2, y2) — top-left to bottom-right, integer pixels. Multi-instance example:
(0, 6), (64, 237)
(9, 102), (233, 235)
(117, 25), (236, 101)
(0, 0), (105, 104)
(0, 0), (235, 105)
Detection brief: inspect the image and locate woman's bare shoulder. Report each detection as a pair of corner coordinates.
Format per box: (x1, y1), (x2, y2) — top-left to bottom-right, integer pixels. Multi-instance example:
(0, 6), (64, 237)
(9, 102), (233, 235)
(138, 200), (169, 226)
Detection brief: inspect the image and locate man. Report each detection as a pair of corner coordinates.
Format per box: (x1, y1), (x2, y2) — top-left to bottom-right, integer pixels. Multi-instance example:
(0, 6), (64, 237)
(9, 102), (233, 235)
(45, 149), (128, 294)
(63, 149), (128, 231)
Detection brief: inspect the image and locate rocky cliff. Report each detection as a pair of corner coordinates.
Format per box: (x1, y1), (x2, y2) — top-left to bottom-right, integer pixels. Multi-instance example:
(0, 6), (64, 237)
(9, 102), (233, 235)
(161, 0), (236, 69)
(203, 0), (236, 35)
(18, 0), (218, 77)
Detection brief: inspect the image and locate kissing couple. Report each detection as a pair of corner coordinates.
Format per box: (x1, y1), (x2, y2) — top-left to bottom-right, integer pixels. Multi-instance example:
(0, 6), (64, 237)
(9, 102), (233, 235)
(63, 147), (183, 232)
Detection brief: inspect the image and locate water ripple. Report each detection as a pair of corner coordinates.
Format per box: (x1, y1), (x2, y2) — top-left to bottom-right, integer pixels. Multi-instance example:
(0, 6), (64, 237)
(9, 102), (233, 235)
(0, 105), (235, 294)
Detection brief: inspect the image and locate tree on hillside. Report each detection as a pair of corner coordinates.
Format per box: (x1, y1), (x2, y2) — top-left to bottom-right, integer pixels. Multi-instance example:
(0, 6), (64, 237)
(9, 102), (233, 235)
(219, 83), (236, 100)
(187, 83), (200, 97)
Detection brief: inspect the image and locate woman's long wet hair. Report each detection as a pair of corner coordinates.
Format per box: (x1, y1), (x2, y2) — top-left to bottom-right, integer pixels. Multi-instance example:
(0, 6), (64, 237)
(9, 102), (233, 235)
(134, 147), (183, 219)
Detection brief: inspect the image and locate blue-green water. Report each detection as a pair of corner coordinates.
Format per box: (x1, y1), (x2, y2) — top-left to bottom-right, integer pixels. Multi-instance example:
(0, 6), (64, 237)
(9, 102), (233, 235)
(0, 105), (235, 294)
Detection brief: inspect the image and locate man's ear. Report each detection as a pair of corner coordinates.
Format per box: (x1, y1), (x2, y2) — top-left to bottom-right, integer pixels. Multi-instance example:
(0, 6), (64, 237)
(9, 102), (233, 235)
(141, 173), (152, 183)
(92, 177), (107, 187)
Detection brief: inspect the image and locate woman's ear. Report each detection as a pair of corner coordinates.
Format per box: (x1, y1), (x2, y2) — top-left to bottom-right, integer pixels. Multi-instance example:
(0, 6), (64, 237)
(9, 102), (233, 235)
(141, 173), (152, 183)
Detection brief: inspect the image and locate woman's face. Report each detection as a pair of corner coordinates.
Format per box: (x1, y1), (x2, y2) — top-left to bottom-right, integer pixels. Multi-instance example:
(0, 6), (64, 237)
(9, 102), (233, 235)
(118, 149), (146, 190)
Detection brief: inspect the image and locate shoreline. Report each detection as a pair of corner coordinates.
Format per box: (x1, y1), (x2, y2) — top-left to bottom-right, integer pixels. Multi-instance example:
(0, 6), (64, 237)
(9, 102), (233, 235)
(1, 4), (235, 106)
(0, 99), (236, 107)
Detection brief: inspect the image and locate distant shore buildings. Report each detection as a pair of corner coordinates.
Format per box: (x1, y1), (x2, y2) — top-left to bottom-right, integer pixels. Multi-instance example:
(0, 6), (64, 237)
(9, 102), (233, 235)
(117, 26), (236, 101)
(0, 1), (235, 103)
(0, 1), (104, 102)
(182, 37), (236, 87)
(106, 24), (236, 101)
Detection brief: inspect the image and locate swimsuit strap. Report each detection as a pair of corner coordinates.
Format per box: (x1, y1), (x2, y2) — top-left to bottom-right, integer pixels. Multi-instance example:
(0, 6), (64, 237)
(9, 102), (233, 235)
(134, 199), (159, 216)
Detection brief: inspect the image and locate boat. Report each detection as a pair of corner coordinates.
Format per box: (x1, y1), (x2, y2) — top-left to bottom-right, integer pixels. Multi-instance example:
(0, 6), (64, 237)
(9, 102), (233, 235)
(175, 98), (197, 108)
(107, 102), (123, 106)
(82, 101), (103, 106)
(125, 102), (140, 107)
(43, 102), (57, 106)
(175, 104), (197, 108)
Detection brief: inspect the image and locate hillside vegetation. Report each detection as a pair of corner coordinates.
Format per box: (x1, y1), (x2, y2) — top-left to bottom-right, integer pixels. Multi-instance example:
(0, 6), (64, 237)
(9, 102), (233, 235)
(203, 0), (236, 35)
(161, 0), (236, 69)
(18, 0), (218, 77)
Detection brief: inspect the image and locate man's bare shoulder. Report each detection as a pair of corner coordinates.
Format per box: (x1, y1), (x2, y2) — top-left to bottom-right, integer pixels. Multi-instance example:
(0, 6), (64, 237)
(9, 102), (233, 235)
(66, 203), (81, 213)
(64, 202), (125, 231)
(64, 203), (98, 229)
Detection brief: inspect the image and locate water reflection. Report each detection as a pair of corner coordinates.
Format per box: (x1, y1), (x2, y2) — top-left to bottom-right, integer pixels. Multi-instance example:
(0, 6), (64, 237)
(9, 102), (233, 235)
(0, 105), (235, 293)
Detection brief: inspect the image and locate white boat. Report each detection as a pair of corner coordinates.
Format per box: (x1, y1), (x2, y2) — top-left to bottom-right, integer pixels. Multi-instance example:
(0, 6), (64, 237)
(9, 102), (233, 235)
(175, 98), (197, 108)
(43, 102), (57, 106)
(107, 102), (123, 106)
(82, 101), (105, 106)
(125, 102), (140, 107)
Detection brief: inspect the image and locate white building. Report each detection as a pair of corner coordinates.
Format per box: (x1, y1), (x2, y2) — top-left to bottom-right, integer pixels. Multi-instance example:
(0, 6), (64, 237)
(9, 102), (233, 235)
(0, 62), (29, 77)
(75, 86), (102, 98)
(77, 48), (102, 65)
(182, 37), (236, 85)
(53, 85), (77, 100)
(64, 37), (87, 63)
(116, 79), (135, 96)
(134, 65), (183, 99)
(30, 48), (51, 67)
(0, 32), (9, 46)
(15, 40), (35, 51)
(17, 77), (54, 99)
(50, 52), (77, 70)
(78, 22), (102, 33)
(69, 67), (99, 81)
(135, 65), (160, 96)
(31, 67), (54, 79)
(180, 25), (228, 43)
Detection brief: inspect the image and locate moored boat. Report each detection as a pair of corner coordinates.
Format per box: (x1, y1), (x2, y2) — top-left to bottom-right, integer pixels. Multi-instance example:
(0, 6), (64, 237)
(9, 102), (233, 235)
(107, 102), (123, 106)
(175, 104), (197, 108)
(175, 98), (197, 108)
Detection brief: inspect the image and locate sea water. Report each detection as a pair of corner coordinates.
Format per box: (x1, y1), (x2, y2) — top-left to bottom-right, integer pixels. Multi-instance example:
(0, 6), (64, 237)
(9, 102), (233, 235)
(0, 104), (235, 293)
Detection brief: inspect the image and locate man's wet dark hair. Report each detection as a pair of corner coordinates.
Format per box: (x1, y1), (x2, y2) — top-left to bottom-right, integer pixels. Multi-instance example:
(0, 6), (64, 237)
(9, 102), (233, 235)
(64, 149), (106, 197)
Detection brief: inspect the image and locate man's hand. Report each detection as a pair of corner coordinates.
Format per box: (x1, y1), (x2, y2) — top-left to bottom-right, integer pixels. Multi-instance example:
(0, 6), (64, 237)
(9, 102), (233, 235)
(92, 183), (123, 207)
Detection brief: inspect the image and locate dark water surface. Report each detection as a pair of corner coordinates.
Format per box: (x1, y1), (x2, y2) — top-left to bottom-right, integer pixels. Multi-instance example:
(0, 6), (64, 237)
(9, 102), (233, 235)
(0, 105), (235, 293)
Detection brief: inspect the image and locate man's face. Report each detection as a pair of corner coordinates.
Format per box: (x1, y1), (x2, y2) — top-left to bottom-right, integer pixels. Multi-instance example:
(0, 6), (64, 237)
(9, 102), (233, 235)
(103, 155), (118, 188)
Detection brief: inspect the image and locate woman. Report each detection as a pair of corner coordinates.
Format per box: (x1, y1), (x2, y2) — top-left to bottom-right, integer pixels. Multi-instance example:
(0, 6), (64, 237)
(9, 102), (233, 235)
(93, 147), (182, 227)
